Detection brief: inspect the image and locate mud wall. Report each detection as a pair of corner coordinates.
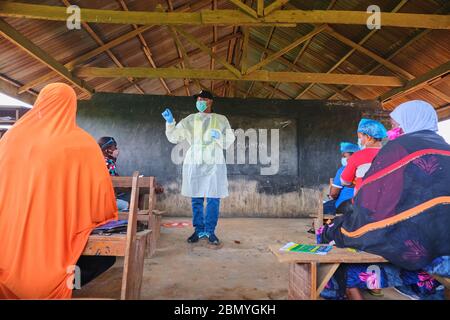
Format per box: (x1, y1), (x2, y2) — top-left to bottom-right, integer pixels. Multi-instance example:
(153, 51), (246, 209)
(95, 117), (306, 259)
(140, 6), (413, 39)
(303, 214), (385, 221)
(77, 93), (379, 217)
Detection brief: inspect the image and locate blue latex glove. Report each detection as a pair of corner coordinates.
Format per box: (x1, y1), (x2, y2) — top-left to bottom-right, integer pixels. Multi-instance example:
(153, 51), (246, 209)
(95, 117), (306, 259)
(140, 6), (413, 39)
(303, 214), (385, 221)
(211, 129), (221, 140)
(161, 108), (174, 123)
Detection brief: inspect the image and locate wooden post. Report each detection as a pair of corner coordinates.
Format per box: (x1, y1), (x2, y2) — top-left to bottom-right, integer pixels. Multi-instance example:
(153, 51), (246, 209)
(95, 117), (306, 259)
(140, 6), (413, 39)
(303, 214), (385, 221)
(121, 172), (142, 300)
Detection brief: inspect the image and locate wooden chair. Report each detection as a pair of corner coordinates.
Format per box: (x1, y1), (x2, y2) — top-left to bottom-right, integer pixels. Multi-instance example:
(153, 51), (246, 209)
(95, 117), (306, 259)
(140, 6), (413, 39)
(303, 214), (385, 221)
(82, 172), (150, 300)
(269, 244), (450, 300)
(311, 179), (340, 231)
(112, 176), (161, 257)
(311, 190), (335, 232)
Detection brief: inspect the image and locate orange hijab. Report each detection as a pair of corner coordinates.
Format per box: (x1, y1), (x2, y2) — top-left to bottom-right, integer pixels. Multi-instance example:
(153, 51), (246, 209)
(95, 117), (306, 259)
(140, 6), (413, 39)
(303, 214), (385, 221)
(0, 83), (118, 299)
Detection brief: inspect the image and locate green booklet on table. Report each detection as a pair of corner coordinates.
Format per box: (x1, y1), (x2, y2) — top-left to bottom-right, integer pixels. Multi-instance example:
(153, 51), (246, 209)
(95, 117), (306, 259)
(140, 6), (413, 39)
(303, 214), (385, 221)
(280, 242), (333, 255)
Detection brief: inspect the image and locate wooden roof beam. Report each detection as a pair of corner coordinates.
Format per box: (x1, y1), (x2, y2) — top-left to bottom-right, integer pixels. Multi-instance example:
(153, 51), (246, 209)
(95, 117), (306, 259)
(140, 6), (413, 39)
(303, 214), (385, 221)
(1, 2), (449, 29)
(249, 38), (358, 100)
(264, 0), (290, 16)
(295, 0), (409, 99)
(210, 0), (217, 92)
(74, 67), (404, 87)
(379, 61), (450, 103)
(257, 0), (264, 17)
(165, 0), (196, 96)
(268, 0), (337, 99)
(0, 18), (93, 96)
(61, 0), (145, 95)
(246, 25), (275, 98)
(117, 0), (171, 95)
(328, 2), (450, 100)
(174, 27), (242, 78)
(324, 26), (415, 80)
(0, 74), (37, 106)
(18, 25), (153, 94)
(245, 24), (327, 74)
(228, 0), (258, 19)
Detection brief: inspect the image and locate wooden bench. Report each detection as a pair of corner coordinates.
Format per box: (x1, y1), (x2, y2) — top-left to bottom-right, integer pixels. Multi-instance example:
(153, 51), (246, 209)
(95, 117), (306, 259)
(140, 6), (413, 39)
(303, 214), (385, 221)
(270, 244), (450, 300)
(112, 175), (162, 257)
(81, 172), (150, 300)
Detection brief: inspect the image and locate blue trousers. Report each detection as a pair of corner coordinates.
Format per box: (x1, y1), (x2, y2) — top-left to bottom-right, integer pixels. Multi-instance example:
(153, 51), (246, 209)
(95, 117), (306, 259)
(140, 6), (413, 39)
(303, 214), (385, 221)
(191, 197), (220, 234)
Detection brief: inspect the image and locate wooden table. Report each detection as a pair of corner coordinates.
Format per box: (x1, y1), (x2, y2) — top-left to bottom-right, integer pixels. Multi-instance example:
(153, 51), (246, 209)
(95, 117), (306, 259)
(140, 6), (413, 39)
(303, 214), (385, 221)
(269, 244), (387, 300)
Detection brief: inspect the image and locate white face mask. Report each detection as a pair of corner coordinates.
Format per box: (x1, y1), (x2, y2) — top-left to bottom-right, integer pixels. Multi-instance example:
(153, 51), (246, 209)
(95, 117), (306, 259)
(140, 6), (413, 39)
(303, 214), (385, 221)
(357, 138), (366, 150)
(341, 157), (348, 167)
(112, 149), (119, 159)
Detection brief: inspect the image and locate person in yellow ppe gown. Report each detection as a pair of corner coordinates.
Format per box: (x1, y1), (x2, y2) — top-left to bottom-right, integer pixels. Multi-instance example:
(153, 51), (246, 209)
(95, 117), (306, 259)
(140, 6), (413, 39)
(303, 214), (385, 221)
(162, 90), (235, 245)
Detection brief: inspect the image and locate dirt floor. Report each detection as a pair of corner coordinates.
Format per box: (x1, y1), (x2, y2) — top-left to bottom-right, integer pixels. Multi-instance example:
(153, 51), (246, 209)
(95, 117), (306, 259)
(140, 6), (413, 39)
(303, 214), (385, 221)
(73, 217), (409, 300)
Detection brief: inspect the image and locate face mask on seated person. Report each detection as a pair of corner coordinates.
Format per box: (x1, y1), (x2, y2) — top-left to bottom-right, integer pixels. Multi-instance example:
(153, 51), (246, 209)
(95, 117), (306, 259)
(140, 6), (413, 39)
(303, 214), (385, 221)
(341, 157), (348, 167)
(387, 127), (403, 140)
(112, 149), (119, 159)
(358, 138), (366, 150)
(196, 100), (208, 113)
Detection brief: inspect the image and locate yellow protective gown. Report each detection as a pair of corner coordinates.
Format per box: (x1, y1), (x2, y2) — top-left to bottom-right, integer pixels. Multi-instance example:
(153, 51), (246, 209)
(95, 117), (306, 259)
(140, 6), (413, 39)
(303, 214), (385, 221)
(165, 112), (235, 198)
(0, 83), (118, 299)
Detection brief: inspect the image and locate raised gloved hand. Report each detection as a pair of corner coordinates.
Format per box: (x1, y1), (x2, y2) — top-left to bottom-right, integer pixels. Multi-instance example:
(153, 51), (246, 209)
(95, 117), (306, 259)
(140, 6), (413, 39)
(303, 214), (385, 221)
(210, 129), (221, 140)
(161, 108), (174, 124)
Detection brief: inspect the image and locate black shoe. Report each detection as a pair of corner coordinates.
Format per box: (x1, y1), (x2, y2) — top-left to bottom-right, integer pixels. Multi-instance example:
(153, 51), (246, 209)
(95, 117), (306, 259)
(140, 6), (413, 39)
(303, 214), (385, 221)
(208, 233), (220, 245)
(187, 231), (199, 243)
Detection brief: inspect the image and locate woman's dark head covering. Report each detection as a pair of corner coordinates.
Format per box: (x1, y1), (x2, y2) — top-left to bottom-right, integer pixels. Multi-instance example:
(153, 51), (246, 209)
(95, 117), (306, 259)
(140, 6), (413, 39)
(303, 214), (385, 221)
(98, 136), (117, 151)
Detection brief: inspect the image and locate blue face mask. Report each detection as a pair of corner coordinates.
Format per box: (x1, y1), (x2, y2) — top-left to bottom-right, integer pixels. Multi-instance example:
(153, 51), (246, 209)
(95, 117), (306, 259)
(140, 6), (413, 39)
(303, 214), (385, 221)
(196, 100), (207, 113)
(341, 157), (348, 167)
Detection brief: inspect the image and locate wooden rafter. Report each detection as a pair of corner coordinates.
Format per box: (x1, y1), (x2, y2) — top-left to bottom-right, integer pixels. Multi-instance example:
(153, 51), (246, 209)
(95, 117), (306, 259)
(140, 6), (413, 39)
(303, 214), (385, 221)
(240, 26), (250, 75)
(174, 27), (242, 78)
(248, 39), (358, 100)
(18, 25), (153, 94)
(328, 3), (450, 101)
(117, 0), (171, 95)
(246, 25), (275, 98)
(324, 27), (414, 80)
(246, 25), (327, 75)
(74, 67), (404, 87)
(0, 18), (93, 96)
(264, 0), (290, 16)
(379, 61), (450, 103)
(295, 0), (410, 99)
(210, 0), (217, 92)
(224, 26), (239, 97)
(1, 2), (449, 29)
(0, 74), (37, 105)
(20, 30), (240, 97)
(268, 0), (336, 99)
(228, 0), (257, 19)
(61, 0), (145, 94)
(257, 0), (264, 17)
(165, 0), (194, 96)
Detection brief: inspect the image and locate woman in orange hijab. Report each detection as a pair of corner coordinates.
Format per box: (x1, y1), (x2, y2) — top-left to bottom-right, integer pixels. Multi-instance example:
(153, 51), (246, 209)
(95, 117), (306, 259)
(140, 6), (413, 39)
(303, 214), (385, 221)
(0, 83), (118, 299)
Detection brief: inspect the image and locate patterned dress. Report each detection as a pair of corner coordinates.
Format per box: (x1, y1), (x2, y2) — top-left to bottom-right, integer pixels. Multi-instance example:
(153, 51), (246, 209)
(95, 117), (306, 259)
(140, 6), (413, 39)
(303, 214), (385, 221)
(105, 156), (118, 176)
(320, 256), (450, 300)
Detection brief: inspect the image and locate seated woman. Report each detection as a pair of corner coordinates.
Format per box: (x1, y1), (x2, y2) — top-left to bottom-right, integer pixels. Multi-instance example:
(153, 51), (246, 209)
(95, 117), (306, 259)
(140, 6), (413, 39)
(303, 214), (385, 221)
(319, 100), (450, 300)
(324, 142), (360, 216)
(0, 83), (118, 299)
(98, 136), (164, 212)
(98, 136), (130, 212)
(340, 119), (387, 195)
